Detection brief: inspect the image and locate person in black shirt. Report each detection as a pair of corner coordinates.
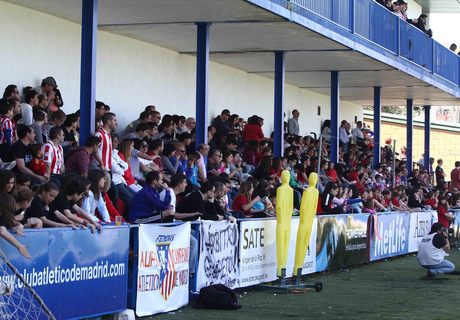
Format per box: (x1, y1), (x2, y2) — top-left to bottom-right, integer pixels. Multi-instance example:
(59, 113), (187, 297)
(211, 109), (231, 148)
(11, 125), (47, 183)
(52, 177), (101, 232)
(25, 182), (69, 227)
(176, 181), (222, 221)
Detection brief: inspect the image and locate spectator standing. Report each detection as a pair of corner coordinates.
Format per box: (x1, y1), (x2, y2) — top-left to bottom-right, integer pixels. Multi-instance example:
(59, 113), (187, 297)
(2, 85), (20, 100)
(435, 159), (446, 190)
(0, 99), (16, 160)
(288, 109), (300, 135)
(20, 89), (38, 126)
(95, 113), (117, 171)
(352, 121), (364, 143)
(243, 115), (265, 143)
(42, 127), (65, 185)
(339, 120), (349, 152)
(450, 161), (460, 190)
(211, 109), (231, 147)
(29, 110), (47, 144)
(35, 77), (63, 111)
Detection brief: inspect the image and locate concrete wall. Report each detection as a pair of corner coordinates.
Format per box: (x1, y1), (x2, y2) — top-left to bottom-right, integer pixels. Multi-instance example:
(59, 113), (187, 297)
(0, 0), (362, 137)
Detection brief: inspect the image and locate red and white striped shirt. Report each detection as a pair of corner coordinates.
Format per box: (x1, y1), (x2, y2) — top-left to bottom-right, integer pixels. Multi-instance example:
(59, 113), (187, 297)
(42, 141), (64, 175)
(0, 117), (14, 144)
(95, 127), (112, 170)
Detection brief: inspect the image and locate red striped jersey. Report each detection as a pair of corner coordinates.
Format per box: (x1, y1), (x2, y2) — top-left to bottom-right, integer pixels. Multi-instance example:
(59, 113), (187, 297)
(95, 127), (112, 170)
(42, 141), (64, 175)
(0, 116), (14, 144)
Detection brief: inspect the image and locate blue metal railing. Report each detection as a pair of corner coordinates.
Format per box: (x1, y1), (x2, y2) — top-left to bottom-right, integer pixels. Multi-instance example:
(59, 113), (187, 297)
(288, 0), (460, 86)
(434, 42), (460, 84)
(399, 22), (433, 70)
(355, 0), (398, 53)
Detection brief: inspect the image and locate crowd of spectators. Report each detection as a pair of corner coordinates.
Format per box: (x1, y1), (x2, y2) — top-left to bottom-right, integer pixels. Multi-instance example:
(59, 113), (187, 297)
(0, 77), (457, 259)
(376, 0), (433, 37)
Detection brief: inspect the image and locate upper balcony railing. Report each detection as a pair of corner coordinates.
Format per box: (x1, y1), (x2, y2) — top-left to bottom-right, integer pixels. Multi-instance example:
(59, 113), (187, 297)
(289, 0), (460, 87)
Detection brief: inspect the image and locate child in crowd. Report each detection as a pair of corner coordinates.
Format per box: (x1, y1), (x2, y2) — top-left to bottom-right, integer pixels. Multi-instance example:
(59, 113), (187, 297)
(185, 153), (200, 189)
(0, 193), (30, 258)
(28, 144), (47, 179)
(437, 195), (455, 229)
(0, 101), (16, 159)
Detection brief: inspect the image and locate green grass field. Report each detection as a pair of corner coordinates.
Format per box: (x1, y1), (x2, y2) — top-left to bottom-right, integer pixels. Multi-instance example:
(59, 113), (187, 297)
(152, 249), (460, 320)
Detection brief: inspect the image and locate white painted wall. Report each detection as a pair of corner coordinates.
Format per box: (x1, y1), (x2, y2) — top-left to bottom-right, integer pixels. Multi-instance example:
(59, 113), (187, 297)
(428, 13), (460, 49)
(406, 0), (422, 20)
(0, 0), (362, 138)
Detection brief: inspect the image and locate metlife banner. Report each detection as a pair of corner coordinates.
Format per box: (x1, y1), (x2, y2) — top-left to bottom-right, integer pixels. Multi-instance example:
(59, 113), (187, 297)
(370, 212), (411, 261)
(197, 220), (240, 290)
(0, 226), (129, 320)
(408, 211), (433, 253)
(239, 218), (317, 287)
(136, 223), (191, 317)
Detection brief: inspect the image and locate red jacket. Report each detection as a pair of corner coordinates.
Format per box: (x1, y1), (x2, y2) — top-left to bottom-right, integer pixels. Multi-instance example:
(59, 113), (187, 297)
(242, 124), (264, 143)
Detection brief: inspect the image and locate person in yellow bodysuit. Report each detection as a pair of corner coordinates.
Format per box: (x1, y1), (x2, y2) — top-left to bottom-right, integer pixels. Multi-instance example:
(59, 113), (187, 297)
(294, 172), (319, 276)
(276, 170), (294, 277)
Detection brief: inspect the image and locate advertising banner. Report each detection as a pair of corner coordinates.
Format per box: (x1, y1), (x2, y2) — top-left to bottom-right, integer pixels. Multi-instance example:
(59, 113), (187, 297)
(197, 221), (240, 290)
(408, 211), (433, 253)
(136, 223), (191, 317)
(0, 226), (129, 320)
(316, 214), (369, 272)
(239, 218), (317, 288)
(369, 212), (410, 261)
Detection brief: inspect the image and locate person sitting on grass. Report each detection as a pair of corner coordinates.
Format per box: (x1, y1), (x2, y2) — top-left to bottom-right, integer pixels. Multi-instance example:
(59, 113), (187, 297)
(417, 222), (455, 278)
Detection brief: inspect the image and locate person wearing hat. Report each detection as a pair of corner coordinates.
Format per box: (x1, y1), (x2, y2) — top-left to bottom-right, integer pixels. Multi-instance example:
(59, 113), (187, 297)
(35, 76), (63, 112)
(417, 222), (455, 278)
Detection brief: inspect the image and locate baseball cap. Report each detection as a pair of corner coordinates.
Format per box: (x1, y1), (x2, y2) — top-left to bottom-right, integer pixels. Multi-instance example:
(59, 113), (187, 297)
(42, 76), (58, 88)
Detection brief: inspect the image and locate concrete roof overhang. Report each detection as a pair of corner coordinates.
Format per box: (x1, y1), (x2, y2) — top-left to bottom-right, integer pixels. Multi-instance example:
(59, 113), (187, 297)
(4, 0), (460, 106)
(414, 0), (460, 13)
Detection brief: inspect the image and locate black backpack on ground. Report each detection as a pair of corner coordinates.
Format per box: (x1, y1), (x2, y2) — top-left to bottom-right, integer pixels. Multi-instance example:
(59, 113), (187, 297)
(192, 284), (241, 310)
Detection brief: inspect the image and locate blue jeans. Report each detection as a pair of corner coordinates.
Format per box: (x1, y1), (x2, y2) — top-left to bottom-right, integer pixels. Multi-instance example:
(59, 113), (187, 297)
(421, 259), (455, 275)
(189, 229), (198, 275)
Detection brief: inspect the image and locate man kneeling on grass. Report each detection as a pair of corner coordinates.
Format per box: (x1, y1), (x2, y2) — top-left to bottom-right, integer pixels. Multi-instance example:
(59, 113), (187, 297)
(417, 222), (455, 278)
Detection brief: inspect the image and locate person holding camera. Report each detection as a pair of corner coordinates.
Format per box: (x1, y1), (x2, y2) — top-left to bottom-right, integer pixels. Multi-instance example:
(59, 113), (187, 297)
(417, 222), (455, 278)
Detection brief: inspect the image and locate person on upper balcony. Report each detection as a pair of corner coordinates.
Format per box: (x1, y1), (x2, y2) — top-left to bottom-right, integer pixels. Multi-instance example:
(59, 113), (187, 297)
(398, 0), (408, 21)
(392, 1), (405, 20)
(409, 14), (432, 38)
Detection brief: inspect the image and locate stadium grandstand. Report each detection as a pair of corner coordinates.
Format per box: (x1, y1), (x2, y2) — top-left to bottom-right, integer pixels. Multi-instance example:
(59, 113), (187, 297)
(0, 0), (460, 318)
